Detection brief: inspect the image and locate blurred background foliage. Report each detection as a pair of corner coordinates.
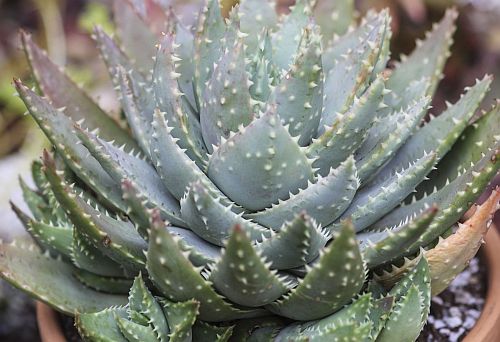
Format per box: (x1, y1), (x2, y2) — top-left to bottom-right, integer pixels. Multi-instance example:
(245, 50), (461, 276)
(357, 0), (500, 115)
(0, 1), (114, 340)
(0, 0), (117, 156)
(1, 0), (498, 164)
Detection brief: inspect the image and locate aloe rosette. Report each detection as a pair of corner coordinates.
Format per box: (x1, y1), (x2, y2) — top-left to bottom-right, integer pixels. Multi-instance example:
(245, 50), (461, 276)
(0, 0), (499, 341)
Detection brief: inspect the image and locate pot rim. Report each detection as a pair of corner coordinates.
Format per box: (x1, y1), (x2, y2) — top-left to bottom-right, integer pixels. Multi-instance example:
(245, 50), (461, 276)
(463, 226), (500, 342)
(36, 301), (66, 342)
(35, 227), (500, 342)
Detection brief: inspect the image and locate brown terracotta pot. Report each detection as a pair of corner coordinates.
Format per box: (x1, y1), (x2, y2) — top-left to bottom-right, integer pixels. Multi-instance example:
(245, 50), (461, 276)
(36, 301), (66, 342)
(35, 227), (500, 341)
(463, 227), (500, 342)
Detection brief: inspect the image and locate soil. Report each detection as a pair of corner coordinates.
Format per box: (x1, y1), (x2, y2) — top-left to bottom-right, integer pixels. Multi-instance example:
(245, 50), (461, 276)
(0, 279), (40, 342)
(418, 256), (487, 341)
(59, 313), (82, 342)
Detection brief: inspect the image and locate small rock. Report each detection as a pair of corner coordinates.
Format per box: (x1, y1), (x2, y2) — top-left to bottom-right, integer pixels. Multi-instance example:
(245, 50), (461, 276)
(418, 257), (486, 341)
(449, 307), (462, 318)
(444, 316), (462, 328)
(432, 297), (444, 305)
(469, 309), (481, 319)
(433, 319), (446, 329)
(439, 328), (451, 335)
(449, 328), (466, 342)
(463, 316), (476, 329)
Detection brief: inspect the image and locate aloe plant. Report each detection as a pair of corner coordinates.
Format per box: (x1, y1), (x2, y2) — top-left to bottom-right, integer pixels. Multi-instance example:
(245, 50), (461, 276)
(0, 0), (499, 341)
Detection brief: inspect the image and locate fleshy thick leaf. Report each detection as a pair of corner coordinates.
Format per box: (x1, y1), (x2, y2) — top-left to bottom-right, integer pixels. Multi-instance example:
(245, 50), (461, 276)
(371, 75), (492, 185)
(248, 32), (276, 104)
(160, 298), (199, 342)
(26, 220), (73, 259)
(21, 32), (138, 150)
(0, 238), (127, 315)
(308, 75), (386, 176)
(355, 97), (431, 183)
(121, 179), (153, 240)
(116, 68), (154, 159)
(312, 0), (355, 44)
(208, 107), (314, 211)
(181, 181), (271, 246)
(77, 307), (129, 342)
(15, 80), (127, 212)
(209, 225), (290, 307)
(368, 296), (395, 340)
(276, 294), (372, 340)
(371, 139), (499, 254)
(193, 321), (234, 342)
(386, 9), (457, 110)
(120, 184), (222, 265)
(93, 26), (147, 92)
(154, 33), (207, 166)
(238, 0), (277, 51)
(94, 26), (157, 157)
(335, 152), (436, 232)
(271, 24), (323, 146)
(271, 0), (311, 71)
(73, 269), (132, 294)
(195, 0), (226, 96)
(359, 206), (438, 269)
(410, 141), (499, 252)
(171, 16), (199, 113)
(76, 126), (185, 227)
(151, 110), (235, 208)
(267, 221), (365, 320)
(321, 10), (388, 73)
(231, 317), (285, 341)
(113, 0), (157, 75)
(377, 286), (423, 342)
(377, 256), (431, 341)
(416, 100), (500, 197)
(19, 178), (55, 224)
(247, 156), (358, 229)
(146, 213), (265, 322)
(319, 12), (388, 130)
(427, 189), (500, 295)
(200, 33), (254, 150)
(170, 226), (221, 267)
(43, 151), (147, 271)
(255, 213), (329, 269)
(116, 316), (158, 341)
(72, 225), (127, 278)
(129, 275), (169, 342)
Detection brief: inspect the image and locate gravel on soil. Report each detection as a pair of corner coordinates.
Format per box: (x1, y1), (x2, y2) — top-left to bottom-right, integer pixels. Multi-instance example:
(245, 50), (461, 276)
(418, 257), (486, 341)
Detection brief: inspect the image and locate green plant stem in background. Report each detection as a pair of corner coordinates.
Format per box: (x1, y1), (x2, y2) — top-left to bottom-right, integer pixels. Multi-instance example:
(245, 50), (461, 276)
(33, 0), (66, 66)
(79, 1), (114, 35)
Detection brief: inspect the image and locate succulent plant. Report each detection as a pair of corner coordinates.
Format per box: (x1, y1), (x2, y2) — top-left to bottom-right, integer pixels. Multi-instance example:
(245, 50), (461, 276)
(0, 0), (499, 340)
